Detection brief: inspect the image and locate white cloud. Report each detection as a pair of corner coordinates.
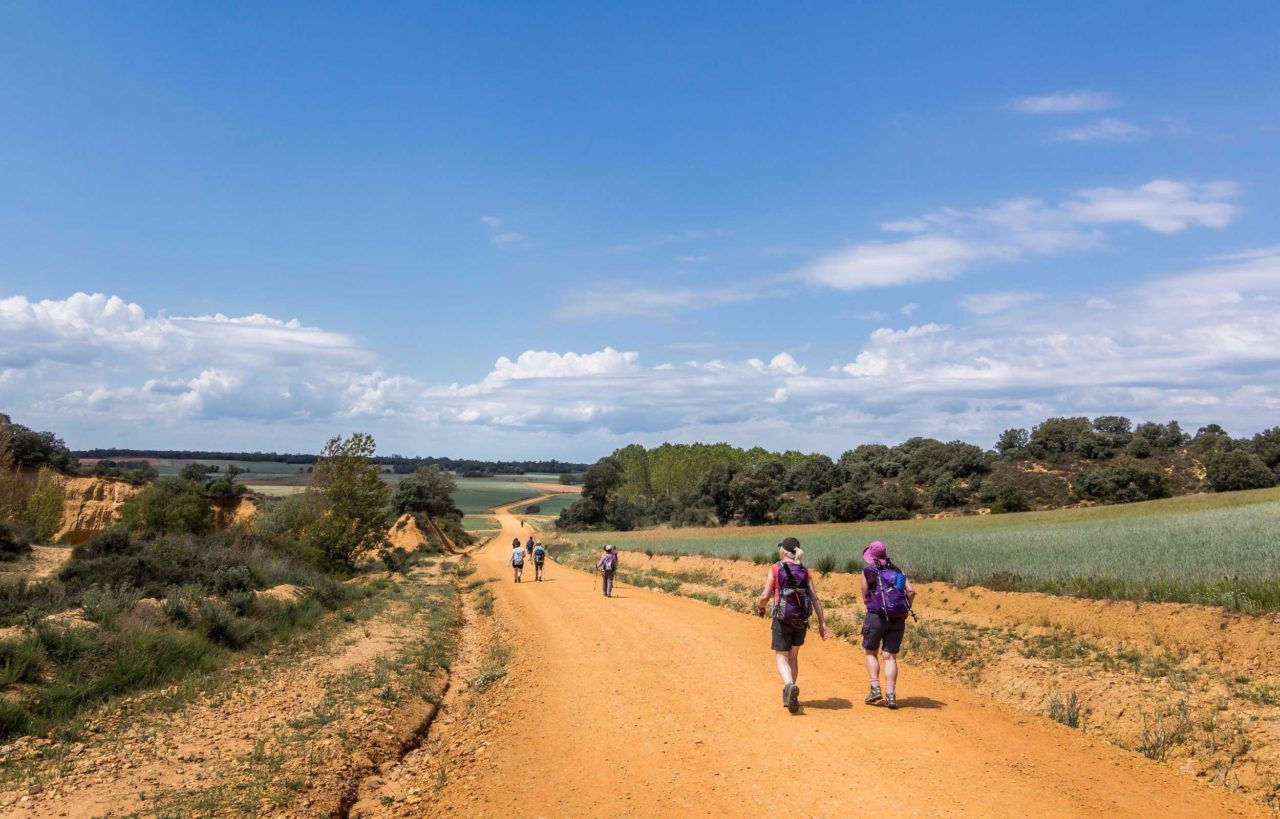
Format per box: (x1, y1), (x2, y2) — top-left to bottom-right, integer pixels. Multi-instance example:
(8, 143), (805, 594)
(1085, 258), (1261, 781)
(480, 215), (526, 247)
(1057, 118), (1146, 142)
(1087, 298), (1117, 310)
(479, 216), (502, 228)
(796, 179), (1237, 294)
(959, 291), (1041, 315)
(1010, 90), (1122, 114)
(899, 303), (919, 317)
(1065, 180), (1237, 233)
(798, 236), (997, 291)
(555, 281), (765, 320)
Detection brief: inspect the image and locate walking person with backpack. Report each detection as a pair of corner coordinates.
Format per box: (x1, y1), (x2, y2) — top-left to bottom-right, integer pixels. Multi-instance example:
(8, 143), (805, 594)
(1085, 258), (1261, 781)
(532, 540), (547, 581)
(756, 537), (829, 714)
(510, 538), (526, 583)
(860, 540), (916, 710)
(596, 544), (618, 597)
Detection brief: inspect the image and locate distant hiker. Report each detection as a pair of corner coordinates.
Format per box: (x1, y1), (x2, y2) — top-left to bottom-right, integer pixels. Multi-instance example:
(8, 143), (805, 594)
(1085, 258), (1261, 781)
(533, 541), (547, 581)
(860, 540), (916, 710)
(526, 535), (536, 559)
(511, 539), (526, 583)
(596, 545), (618, 598)
(756, 537), (828, 714)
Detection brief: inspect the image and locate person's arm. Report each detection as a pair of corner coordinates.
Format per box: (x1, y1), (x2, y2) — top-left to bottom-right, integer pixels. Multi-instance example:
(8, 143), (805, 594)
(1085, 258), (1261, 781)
(756, 571), (776, 617)
(808, 577), (830, 640)
(858, 571), (869, 604)
(905, 576), (917, 605)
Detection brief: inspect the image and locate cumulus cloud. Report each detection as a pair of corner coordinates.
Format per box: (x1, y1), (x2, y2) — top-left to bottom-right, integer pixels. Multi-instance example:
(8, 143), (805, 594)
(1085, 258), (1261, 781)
(7, 249), (1280, 457)
(1010, 90), (1122, 114)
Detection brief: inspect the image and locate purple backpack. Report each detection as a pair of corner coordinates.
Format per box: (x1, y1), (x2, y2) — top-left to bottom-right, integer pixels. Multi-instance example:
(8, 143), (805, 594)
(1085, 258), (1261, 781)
(774, 563), (813, 625)
(866, 563), (911, 619)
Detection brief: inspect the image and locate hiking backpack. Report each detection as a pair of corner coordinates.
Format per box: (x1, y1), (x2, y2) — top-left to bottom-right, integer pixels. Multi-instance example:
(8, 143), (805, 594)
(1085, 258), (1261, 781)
(870, 563), (912, 618)
(774, 563), (813, 625)
(533, 545), (546, 561)
(512, 549), (525, 566)
(600, 552), (617, 571)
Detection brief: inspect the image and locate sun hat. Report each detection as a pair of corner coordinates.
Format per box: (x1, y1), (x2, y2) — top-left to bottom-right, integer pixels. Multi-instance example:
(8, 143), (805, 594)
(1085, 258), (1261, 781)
(604, 544), (615, 552)
(863, 540), (888, 566)
(778, 537), (804, 562)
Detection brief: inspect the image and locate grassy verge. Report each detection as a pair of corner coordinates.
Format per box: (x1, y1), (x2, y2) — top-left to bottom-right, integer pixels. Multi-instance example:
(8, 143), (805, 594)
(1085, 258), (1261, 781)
(572, 489), (1280, 610)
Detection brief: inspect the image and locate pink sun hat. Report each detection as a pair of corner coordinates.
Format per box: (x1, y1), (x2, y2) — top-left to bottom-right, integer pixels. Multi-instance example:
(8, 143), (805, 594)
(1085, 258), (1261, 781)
(862, 540), (888, 566)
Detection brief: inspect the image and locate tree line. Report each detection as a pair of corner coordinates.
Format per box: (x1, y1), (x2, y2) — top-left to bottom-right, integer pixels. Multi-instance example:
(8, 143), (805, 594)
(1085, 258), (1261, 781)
(556, 416), (1280, 532)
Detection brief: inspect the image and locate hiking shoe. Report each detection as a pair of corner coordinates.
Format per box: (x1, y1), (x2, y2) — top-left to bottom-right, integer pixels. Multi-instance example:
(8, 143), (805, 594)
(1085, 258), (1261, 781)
(886, 693), (898, 710)
(787, 685), (801, 714)
(782, 684), (792, 707)
(865, 687), (883, 705)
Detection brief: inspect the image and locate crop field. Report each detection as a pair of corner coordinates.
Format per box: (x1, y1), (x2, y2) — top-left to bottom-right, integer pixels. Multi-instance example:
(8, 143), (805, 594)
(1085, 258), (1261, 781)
(512, 493), (578, 516)
(573, 487), (1280, 609)
(449, 479), (542, 513)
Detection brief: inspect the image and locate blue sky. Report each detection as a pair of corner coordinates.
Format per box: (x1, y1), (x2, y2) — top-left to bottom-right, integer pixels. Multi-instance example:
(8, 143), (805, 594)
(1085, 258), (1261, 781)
(2, 2), (1278, 459)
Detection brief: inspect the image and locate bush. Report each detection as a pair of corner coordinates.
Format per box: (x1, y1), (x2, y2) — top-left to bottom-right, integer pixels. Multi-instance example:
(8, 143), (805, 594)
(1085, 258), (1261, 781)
(33, 621), (100, 664)
(1204, 450), (1276, 492)
(0, 578), (66, 627)
(118, 478), (214, 535)
(1075, 464), (1169, 505)
(26, 467), (66, 543)
(162, 585), (202, 627)
(199, 600), (255, 648)
(0, 637), (43, 689)
(929, 478), (968, 509)
(0, 522), (33, 561)
(212, 564), (254, 596)
(80, 584), (141, 629)
(0, 699), (31, 740)
(990, 480), (1031, 514)
(778, 500), (819, 525)
(379, 546), (411, 574)
(813, 554), (837, 577)
(815, 484), (870, 522)
(224, 589), (257, 617)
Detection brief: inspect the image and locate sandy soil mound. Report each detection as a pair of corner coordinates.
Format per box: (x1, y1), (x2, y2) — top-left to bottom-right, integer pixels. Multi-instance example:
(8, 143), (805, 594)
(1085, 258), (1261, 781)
(52, 475), (137, 544)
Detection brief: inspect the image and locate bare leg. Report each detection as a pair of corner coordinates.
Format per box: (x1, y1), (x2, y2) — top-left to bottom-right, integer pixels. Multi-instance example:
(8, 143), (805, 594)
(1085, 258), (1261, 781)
(883, 652), (898, 694)
(865, 649), (881, 685)
(787, 647), (800, 684)
(774, 652), (794, 686)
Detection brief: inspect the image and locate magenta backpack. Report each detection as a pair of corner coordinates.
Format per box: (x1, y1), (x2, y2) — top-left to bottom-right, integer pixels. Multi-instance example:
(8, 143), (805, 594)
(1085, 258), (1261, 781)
(866, 563), (911, 619)
(774, 563), (813, 625)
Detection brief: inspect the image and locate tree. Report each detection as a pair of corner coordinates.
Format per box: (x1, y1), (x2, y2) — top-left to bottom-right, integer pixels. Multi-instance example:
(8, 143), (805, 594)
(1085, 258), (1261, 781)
(1203, 450), (1276, 492)
(0, 422), (31, 523)
(786, 454), (841, 498)
(305, 432), (390, 569)
(814, 484), (870, 522)
(180, 463), (213, 482)
(1028, 417), (1092, 456)
(1074, 464), (1168, 504)
(778, 499), (820, 525)
(389, 465), (463, 522)
(119, 477), (214, 535)
(1192, 424), (1233, 454)
(0, 414), (76, 470)
(1252, 427), (1280, 473)
(1091, 416), (1133, 448)
(604, 495), (640, 531)
(990, 479), (1031, 514)
(929, 477), (968, 509)
(26, 467), (65, 542)
(580, 457), (625, 506)
(694, 462), (738, 523)
(558, 473), (577, 485)
(995, 428), (1029, 457)
(728, 464), (783, 525)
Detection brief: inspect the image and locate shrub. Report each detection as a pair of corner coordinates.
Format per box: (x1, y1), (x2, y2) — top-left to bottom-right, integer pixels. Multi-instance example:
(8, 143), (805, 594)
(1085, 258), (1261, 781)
(0, 522), (33, 561)
(524, 504), (541, 514)
(33, 621), (100, 664)
(989, 480), (1031, 514)
(162, 585), (202, 627)
(212, 564), (254, 596)
(199, 600), (254, 648)
(929, 478), (968, 509)
(26, 467), (66, 543)
(80, 584), (141, 629)
(0, 700), (31, 740)
(0, 637), (43, 688)
(1204, 450), (1276, 492)
(224, 589), (257, 617)
(0, 579), (66, 627)
(813, 554), (837, 577)
(118, 477), (214, 535)
(379, 546), (411, 574)
(815, 484), (870, 522)
(778, 500), (820, 525)
(1075, 464), (1169, 504)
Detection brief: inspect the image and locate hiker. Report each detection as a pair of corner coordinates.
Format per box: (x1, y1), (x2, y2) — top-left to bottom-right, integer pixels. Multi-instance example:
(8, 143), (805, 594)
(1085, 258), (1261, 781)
(526, 535), (536, 559)
(511, 538), (525, 583)
(756, 537), (828, 714)
(859, 540), (916, 710)
(596, 545), (618, 598)
(532, 540), (547, 581)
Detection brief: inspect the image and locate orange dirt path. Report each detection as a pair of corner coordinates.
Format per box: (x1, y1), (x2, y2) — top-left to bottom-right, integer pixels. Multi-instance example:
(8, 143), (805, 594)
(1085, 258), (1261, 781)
(431, 505), (1261, 817)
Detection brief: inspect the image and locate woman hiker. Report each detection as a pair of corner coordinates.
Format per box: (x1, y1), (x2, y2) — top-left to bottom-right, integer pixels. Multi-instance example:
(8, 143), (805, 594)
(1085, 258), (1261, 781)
(859, 540), (916, 710)
(756, 537), (828, 714)
(595, 544), (618, 597)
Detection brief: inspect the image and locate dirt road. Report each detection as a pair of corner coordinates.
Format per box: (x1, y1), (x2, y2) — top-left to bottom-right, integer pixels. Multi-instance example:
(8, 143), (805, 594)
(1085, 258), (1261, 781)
(420, 505), (1260, 817)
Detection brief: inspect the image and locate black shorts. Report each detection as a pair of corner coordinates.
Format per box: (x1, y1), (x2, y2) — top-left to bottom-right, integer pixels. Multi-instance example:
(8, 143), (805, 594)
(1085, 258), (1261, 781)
(771, 618), (808, 651)
(862, 611), (906, 654)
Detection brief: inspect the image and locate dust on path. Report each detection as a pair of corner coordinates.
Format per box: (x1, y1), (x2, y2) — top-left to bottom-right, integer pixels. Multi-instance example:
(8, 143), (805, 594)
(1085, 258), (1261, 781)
(381, 505), (1262, 817)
